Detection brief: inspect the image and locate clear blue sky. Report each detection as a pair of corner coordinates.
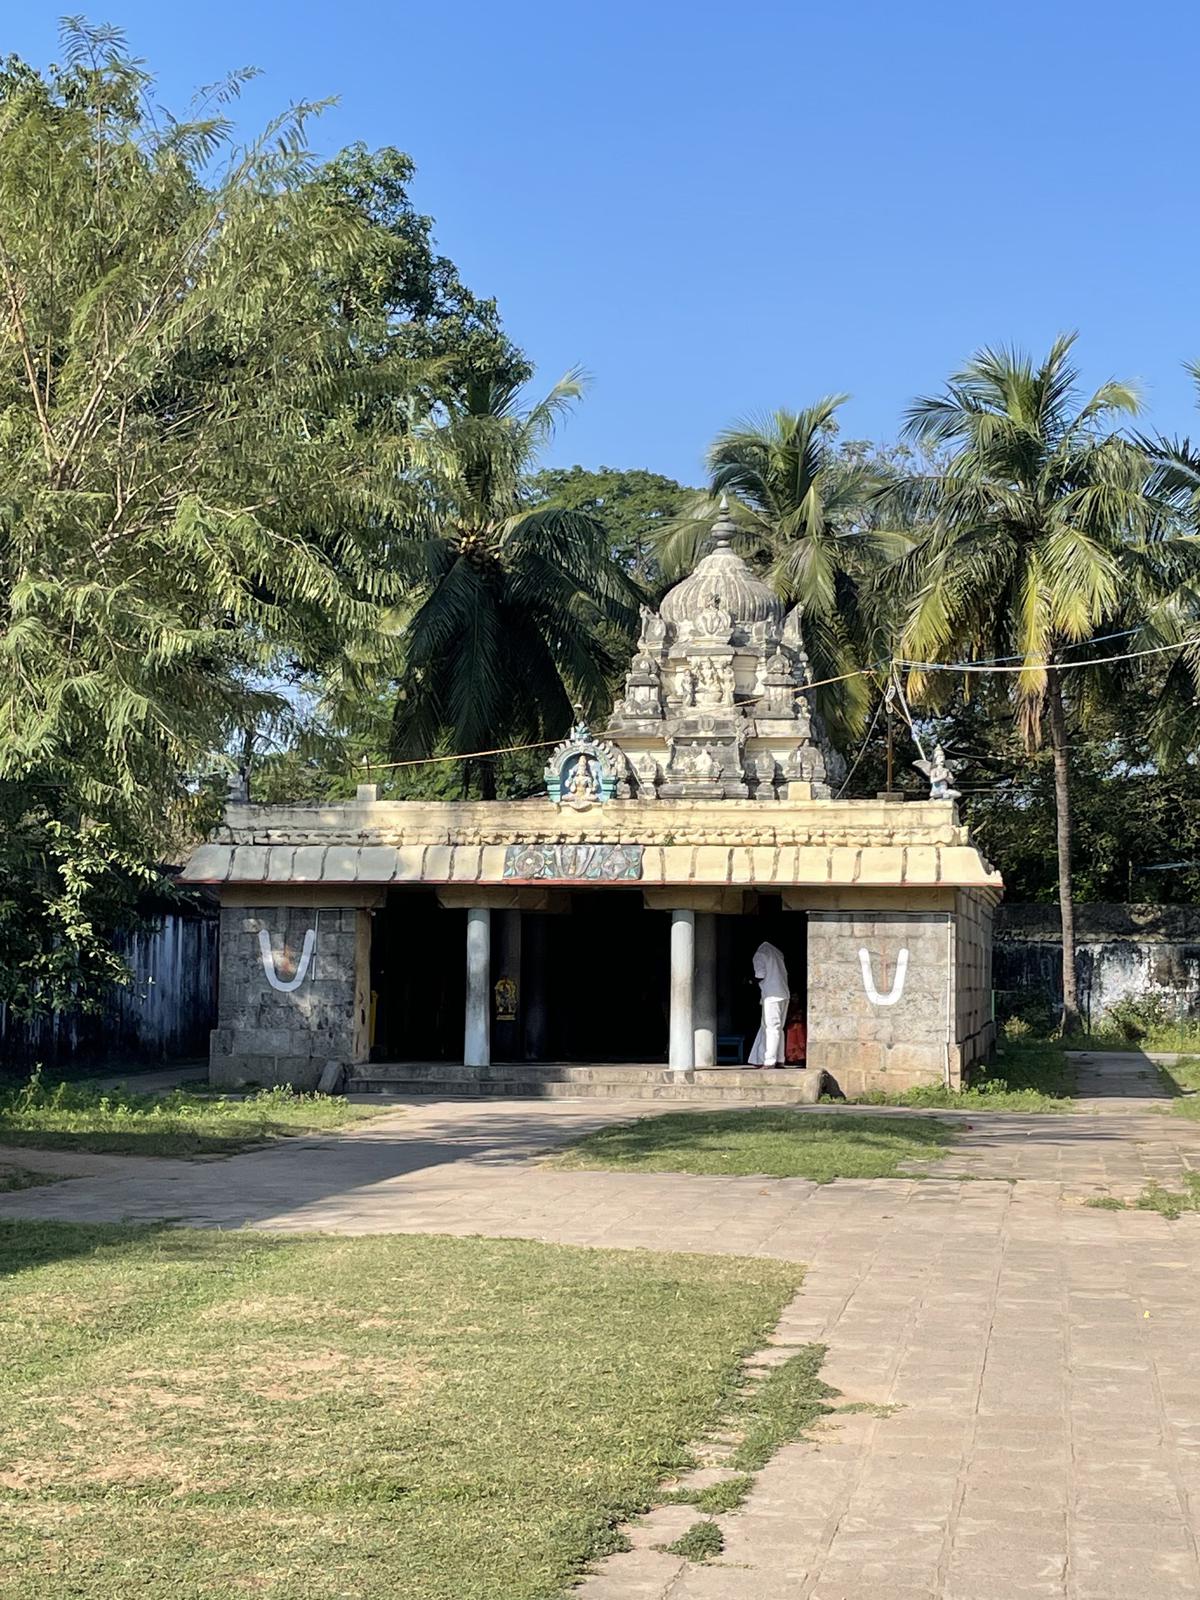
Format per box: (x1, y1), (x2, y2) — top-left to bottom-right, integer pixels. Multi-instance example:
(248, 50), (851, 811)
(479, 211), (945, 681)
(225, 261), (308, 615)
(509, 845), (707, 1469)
(9, 2), (1200, 484)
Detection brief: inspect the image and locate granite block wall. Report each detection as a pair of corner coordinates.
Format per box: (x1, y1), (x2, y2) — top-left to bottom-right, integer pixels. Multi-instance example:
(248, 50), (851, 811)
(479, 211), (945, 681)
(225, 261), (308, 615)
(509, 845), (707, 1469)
(806, 910), (957, 1095)
(210, 903), (369, 1088)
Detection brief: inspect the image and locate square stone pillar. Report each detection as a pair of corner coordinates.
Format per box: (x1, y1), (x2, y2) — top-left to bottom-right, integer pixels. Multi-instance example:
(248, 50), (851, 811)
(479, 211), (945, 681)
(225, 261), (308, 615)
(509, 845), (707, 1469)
(464, 906), (492, 1068)
(669, 908), (695, 1072)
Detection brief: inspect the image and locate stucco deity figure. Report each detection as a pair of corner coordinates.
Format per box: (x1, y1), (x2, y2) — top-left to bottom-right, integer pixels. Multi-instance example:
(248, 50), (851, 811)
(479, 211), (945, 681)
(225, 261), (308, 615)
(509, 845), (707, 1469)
(638, 604), (667, 650)
(694, 591), (733, 642)
(693, 659), (719, 707)
(567, 754), (600, 800)
(749, 941), (790, 1067)
(693, 657), (734, 708)
(915, 743), (960, 801)
(674, 664), (696, 706)
(693, 744), (720, 781)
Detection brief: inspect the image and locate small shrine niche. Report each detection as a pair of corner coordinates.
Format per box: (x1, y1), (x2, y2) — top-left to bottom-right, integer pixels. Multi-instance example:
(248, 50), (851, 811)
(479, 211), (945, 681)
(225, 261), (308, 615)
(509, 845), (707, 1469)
(544, 710), (627, 809)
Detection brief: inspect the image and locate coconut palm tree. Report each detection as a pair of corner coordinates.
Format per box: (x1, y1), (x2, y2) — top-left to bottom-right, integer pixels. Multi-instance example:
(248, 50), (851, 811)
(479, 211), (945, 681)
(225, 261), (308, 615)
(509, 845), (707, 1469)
(383, 371), (640, 797)
(652, 397), (891, 742)
(892, 334), (1160, 1033)
(1129, 370), (1200, 758)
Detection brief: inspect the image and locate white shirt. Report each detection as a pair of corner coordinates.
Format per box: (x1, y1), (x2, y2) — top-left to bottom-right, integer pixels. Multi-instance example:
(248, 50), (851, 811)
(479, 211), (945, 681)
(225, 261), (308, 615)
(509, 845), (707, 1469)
(752, 941), (790, 1002)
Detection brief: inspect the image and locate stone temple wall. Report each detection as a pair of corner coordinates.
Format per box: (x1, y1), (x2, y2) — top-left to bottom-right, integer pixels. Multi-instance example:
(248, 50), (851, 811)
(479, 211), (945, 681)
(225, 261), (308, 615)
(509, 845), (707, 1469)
(210, 903), (369, 1089)
(805, 910), (961, 1096)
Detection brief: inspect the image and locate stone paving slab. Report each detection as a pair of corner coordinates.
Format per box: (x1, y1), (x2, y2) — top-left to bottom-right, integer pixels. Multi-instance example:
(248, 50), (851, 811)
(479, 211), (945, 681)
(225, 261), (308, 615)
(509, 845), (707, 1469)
(3, 1056), (1200, 1597)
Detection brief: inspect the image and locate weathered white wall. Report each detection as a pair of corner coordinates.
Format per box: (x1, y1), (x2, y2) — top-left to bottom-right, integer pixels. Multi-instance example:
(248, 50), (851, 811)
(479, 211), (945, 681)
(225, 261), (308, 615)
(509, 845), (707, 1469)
(995, 904), (1200, 1029)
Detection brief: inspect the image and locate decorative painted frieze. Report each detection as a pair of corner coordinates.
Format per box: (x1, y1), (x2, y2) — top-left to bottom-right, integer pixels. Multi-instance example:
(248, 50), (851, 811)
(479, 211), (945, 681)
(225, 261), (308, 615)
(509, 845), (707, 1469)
(502, 843), (644, 881)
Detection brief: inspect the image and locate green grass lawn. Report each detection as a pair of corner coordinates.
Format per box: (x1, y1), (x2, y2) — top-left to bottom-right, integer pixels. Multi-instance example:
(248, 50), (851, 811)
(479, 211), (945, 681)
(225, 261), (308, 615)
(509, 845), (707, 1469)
(0, 1079), (384, 1157)
(1150, 1054), (1200, 1118)
(1065, 1022), (1200, 1054)
(547, 1108), (951, 1180)
(844, 1039), (1076, 1112)
(0, 1223), (799, 1600)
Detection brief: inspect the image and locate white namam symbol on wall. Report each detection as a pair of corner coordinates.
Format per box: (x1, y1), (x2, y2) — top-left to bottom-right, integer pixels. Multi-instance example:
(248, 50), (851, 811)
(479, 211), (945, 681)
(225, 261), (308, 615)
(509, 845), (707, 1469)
(858, 947), (910, 1007)
(258, 928), (317, 993)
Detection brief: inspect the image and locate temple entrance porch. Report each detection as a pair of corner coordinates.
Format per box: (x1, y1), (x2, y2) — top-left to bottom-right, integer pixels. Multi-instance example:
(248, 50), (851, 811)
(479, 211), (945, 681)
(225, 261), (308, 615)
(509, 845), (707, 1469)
(367, 886), (809, 1074)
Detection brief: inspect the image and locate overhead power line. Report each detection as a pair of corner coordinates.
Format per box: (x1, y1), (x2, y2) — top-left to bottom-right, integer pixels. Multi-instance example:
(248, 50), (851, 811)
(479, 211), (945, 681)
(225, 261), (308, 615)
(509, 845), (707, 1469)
(352, 635), (1200, 776)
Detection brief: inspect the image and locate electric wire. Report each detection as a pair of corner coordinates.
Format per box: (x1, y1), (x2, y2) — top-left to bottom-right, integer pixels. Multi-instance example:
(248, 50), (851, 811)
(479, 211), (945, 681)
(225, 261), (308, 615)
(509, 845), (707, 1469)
(352, 634), (1200, 775)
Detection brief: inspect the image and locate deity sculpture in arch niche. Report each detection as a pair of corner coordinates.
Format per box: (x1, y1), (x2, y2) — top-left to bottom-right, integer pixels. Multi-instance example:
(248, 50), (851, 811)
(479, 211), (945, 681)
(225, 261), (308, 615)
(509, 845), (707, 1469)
(694, 656), (735, 708)
(694, 591), (733, 643)
(543, 716), (623, 808)
(693, 744), (721, 781)
(565, 753), (601, 801)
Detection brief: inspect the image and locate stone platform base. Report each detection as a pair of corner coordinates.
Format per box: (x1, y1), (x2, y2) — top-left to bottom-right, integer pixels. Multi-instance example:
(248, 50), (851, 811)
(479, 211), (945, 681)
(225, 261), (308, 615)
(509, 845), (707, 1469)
(345, 1062), (827, 1103)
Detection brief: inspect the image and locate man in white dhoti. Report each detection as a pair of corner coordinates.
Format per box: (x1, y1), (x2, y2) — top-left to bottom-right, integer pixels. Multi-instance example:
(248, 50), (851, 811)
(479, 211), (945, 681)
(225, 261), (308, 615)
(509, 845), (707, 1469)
(749, 940), (789, 1066)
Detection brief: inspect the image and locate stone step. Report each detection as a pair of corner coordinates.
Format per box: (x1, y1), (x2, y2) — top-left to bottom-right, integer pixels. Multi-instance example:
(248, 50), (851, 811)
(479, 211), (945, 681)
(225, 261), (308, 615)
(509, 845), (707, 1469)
(345, 1063), (824, 1102)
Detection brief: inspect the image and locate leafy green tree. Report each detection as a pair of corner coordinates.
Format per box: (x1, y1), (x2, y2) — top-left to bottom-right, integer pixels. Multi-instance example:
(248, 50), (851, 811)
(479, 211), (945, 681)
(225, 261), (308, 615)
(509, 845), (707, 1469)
(315, 143), (527, 393)
(376, 372), (642, 798)
(526, 465), (691, 585)
(653, 398), (890, 741)
(1131, 365), (1200, 757)
(0, 21), (438, 1010)
(892, 335), (1162, 1031)
(0, 808), (162, 1018)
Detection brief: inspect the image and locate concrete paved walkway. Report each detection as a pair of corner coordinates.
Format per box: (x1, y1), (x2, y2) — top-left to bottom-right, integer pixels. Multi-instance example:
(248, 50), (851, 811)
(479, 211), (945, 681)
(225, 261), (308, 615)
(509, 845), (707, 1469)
(2, 1051), (1200, 1598)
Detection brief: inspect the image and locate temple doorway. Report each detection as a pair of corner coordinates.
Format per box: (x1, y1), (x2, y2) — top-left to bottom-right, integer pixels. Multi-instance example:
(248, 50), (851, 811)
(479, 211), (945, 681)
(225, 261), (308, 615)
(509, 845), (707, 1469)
(370, 890), (466, 1062)
(517, 892), (670, 1063)
(716, 900), (808, 1064)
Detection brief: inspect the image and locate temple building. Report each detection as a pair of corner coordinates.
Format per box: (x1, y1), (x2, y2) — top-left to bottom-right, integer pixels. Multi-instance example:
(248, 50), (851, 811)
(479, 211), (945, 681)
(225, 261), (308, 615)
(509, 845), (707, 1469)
(180, 508), (1001, 1096)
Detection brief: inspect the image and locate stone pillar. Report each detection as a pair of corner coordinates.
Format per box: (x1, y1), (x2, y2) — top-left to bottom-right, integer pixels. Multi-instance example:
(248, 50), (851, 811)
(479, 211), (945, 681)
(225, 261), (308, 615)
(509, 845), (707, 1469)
(464, 906), (492, 1068)
(669, 908), (695, 1072)
(693, 911), (717, 1067)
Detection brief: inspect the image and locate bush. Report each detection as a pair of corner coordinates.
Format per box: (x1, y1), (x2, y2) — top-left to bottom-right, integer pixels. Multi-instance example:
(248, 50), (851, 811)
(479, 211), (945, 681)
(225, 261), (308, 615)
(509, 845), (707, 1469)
(995, 990), (1057, 1038)
(1103, 994), (1171, 1043)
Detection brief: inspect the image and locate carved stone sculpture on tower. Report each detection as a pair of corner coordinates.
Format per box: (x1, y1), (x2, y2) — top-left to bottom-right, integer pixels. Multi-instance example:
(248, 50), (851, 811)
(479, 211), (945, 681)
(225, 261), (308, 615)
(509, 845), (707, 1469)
(694, 591), (733, 643)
